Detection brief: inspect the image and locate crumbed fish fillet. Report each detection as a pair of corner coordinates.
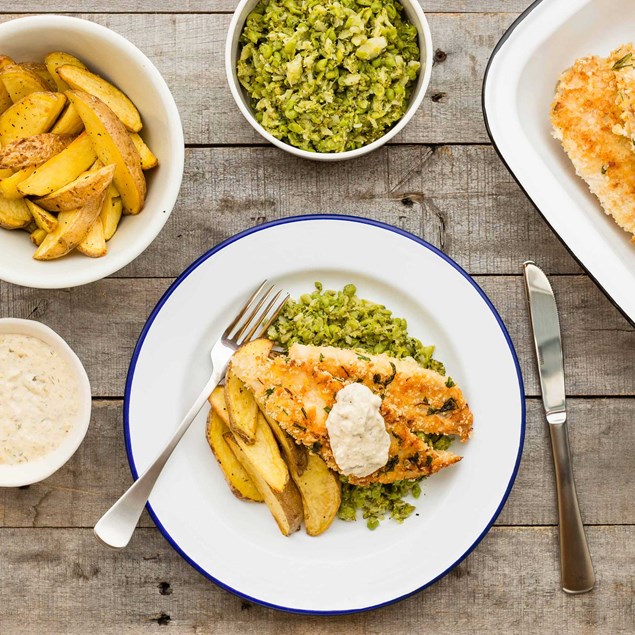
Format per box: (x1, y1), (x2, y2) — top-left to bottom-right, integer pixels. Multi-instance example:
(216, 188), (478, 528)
(230, 343), (473, 486)
(611, 44), (635, 144)
(551, 52), (635, 240)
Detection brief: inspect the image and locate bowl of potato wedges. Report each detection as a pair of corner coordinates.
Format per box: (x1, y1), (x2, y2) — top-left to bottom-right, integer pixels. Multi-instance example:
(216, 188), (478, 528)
(0, 15), (184, 288)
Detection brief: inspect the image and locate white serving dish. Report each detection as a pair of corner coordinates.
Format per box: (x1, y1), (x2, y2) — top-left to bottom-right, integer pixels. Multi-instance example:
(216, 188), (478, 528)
(483, 0), (635, 324)
(0, 318), (92, 487)
(0, 15), (184, 289)
(226, 0), (432, 161)
(124, 215), (524, 613)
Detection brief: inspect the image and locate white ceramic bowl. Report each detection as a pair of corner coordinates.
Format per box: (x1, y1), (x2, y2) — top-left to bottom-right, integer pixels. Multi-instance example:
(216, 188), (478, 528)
(0, 15), (185, 289)
(0, 318), (92, 487)
(226, 0), (433, 161)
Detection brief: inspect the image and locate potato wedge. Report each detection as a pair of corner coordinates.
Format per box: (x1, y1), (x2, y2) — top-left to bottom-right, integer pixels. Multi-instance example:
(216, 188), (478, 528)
(0, 168), (12, 179)
(18, 132), (96, 197)
(0, 194), (31, 229)
(45, 51), (87, 92)
(20, 63), (56, 91)
(206, 409), (263, 502)
(58, 65), (142, 132)
(0, 65), (50, 102)
(67, 91), (145, 214)
(208, 385), (230, 426)
(50, 105), (84, 135)
(100, 184), (122, 241)
(0, 80), (11, 116)
(0, 133), (73, 170)
(266, 416), (341, 536)
(26, 199), (58, 233)
(0, 91), (67, 145)
(225, 368), (259, 444)
(0, 56), (15, 72)
(129, 132), (158, 170)
(29, 227), (47, 246)
(0, 166), (36, 199)
(33, 191), (106, 260)
(225, 416), (303, 536)
(76, 217), (107, 257)
(37, 163), (115, 212)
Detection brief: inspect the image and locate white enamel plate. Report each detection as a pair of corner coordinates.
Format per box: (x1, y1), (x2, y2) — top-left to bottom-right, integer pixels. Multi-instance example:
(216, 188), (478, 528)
(483, 0), (635, 323)
(125, 216), (525, 614)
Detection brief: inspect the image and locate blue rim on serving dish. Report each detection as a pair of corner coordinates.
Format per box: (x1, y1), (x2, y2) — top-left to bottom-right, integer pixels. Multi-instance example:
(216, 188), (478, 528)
(481, 0), (635, 328)
(123, 214), (526, 615)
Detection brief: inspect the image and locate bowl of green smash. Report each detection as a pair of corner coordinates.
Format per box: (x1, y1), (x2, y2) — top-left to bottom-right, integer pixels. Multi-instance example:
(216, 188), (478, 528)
(226, 0), (432, 160)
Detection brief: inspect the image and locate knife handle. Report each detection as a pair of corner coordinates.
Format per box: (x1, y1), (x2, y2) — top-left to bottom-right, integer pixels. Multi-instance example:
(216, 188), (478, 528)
(548, 421), (595, 593)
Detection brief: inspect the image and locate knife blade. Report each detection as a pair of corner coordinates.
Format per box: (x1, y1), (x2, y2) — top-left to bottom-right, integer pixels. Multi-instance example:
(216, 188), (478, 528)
(523, 262), (566, 424)
(523, 261), (595, 594)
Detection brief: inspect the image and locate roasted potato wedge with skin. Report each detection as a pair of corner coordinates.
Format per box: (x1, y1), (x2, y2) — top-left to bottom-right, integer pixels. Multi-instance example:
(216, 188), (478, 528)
(266, 415), (341, 536)
(45, 52), (87, 92)
(29, 227), (47, 246)
(206, 409), (263, 502)
(100, 184), (122, 241)
(224, 419), (303, 536)
(58, 65), (142, 132)
(129, 132), (158, 170)
(37, 163), (115, 212)
(33, 191), (106, 260)
(76, 217), (107, 257)
(0, 91), (66, 145)
(208, 386), (230, 427)
(0, 56), (15, 72)
(67, 90), (145, 214)
(26, 199), (57, 233)
(18, 132), (96, 197)
(20, 63), (56, 91)
(0, 166), (36, 199)
(0, 65), (50, 102)
(0, 133), (73, 170)
(225, 368), (259, 444)
(0, 194), (31, 229)
(50, 105), (83, 135)
(0, 81), (11, 115)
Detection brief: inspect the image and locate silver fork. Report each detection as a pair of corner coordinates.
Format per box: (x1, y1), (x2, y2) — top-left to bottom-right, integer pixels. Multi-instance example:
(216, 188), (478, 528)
(94, 280), (289, 549)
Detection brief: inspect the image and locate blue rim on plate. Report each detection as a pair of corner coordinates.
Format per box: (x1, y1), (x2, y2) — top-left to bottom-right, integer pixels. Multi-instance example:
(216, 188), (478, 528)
(123, 214), (526, 615)
(481, 0), (634, 328)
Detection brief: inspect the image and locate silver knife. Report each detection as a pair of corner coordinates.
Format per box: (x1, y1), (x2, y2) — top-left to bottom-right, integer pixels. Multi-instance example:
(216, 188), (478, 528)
(523, 261), (595, 594)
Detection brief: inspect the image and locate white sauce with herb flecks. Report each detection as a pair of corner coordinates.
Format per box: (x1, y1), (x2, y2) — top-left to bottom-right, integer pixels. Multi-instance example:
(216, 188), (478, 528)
(0, 334), (79, 465)
(325, 382), (390, 477)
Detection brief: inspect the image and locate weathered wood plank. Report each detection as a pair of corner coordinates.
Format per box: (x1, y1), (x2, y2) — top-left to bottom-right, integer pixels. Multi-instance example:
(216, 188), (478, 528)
(0, 526), (631, 634)
(1, 398), (632, 529)
(110, 146), (579, 278)
(2, 2), (531, 13)
(1, 275), (632, 397)
(0, 13), (516, 144)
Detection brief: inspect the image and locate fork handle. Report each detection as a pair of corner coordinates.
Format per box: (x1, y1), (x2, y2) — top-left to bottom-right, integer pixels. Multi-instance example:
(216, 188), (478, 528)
(94, 371), (223, 549)
(548, 421), (595, 593)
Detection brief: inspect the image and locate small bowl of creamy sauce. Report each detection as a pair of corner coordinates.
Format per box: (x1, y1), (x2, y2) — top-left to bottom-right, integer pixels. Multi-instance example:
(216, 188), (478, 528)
(0, 319), (91, 487)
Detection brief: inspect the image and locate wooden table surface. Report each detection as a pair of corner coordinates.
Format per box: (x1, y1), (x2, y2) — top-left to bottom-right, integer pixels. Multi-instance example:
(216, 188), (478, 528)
(1, 2), (633, 633)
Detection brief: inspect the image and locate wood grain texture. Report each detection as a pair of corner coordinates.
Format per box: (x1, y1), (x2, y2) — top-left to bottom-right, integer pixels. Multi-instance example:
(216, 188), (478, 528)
(115, 146), (579, 278)
(0, 2), (531, 13)
(0, 12), (516, 145)
(0, 526), (632, 634)
(1, 275), (632, 398)
(1, 398), (632, 529)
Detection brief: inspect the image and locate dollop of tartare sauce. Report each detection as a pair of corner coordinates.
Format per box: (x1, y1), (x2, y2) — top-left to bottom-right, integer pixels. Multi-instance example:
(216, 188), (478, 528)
(0, 334), (79, 465)
(325, 383), (390, 478)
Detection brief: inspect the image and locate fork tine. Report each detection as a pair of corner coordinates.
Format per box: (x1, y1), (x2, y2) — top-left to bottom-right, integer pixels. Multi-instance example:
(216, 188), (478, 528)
(256, 293), (289, 339)
(241, 290), (283, 343)
(223, 280), (268, 338)
(232, 284), (275, 342)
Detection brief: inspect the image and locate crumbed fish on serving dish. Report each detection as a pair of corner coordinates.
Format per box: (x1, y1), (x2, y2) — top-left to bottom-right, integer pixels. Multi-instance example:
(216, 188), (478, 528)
(551, 43), (635, 241)
(230, 342), (474, 486)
